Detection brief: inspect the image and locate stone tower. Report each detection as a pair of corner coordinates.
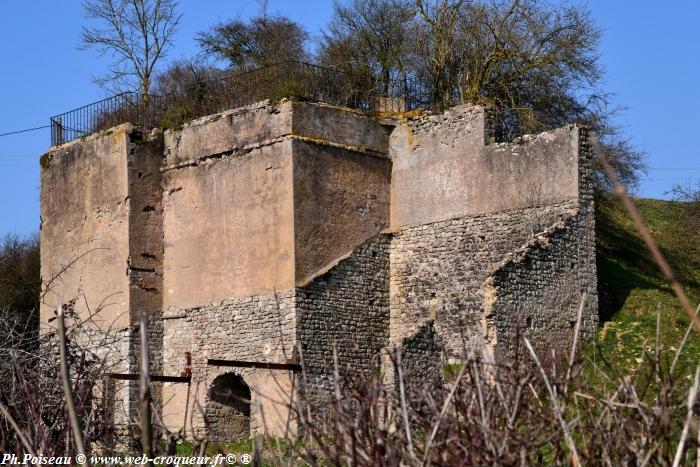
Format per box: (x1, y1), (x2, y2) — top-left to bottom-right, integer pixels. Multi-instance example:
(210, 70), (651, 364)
(40, 98), (597, 439)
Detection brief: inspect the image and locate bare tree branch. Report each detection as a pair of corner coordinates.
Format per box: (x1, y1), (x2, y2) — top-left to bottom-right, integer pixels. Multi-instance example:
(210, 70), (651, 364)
(79, 0), (182, 102)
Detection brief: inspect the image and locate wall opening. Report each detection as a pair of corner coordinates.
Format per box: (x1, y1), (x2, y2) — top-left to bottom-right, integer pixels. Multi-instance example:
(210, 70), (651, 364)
(206, 373), (251, 441)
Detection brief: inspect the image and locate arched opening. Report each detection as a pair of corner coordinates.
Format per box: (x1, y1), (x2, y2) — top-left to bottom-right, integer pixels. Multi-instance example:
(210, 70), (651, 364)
(206, 373), (251, 441)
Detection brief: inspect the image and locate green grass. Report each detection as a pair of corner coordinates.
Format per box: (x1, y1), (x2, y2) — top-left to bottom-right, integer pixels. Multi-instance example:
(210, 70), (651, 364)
(163, 197), (698, 460)
(167, 437), (300, 466)
(588, 195), (700, 378)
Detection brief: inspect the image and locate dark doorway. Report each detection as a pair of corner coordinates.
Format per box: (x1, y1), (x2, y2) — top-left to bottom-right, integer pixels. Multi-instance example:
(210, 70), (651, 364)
(206, 373), (251, 441)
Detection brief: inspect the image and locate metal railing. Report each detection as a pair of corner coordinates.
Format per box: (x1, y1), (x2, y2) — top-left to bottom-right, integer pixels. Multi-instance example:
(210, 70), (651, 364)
(50, 92), (165, 145)
(49, 61), (432, 146)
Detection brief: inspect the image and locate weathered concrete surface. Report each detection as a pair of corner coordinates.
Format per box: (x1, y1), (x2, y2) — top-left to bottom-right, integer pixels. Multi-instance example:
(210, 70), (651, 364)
(164, 101), (293, 166)
(390, 105), (579, 228)
(164, 100), (391, 167)
(157, 101), (393, 438)
(293, 140), (390, 284)
(162, 141), (296, 307)
(41, 125), (166, 442)
(162, 100), (392, 308)
(127, 130), (164, 322)
(291, 102), (391, 155)
(40, 124), (163, 330)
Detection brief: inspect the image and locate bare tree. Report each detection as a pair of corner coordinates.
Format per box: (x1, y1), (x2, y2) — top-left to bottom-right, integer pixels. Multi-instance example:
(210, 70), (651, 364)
(79, 0), (182, 104)
(669, 181), (700, 206)
(0, 234), (40, 345)
(411, 0), (603, 133)
(669, 180), (700, 224)
(413, 0), (646, 188)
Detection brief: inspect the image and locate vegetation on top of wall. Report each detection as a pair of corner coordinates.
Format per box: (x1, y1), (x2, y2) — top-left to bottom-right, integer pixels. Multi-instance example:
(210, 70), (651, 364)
(65, 0), (644, 190)
(39, 153), (51, 170)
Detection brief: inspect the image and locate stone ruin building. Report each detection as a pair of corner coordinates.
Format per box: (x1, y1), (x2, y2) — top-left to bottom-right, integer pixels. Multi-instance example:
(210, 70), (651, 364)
(39, 98), (598, 440)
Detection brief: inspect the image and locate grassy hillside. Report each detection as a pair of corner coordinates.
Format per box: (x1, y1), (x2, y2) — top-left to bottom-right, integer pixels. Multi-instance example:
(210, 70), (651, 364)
(591, 195), (700, 377)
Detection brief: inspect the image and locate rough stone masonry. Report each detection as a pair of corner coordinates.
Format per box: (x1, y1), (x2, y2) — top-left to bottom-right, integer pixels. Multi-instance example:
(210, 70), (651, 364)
(39, 98), (597, 440)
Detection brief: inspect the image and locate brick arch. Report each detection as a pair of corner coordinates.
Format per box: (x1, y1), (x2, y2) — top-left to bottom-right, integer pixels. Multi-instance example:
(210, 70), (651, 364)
(206, 373), (252, 441)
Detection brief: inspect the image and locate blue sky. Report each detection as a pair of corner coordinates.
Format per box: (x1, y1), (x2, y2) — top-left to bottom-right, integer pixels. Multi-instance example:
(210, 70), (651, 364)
(0, 0), (698, 236)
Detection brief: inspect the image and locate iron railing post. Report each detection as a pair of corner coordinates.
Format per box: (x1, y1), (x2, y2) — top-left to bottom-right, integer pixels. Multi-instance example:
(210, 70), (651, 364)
(56, 117), (63, 146)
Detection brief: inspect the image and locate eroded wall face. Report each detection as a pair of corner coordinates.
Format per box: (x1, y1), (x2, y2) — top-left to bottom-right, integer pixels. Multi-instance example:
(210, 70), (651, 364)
(41, 126), (165, 444)
(161, 292), (297, 437)
(40, 99), (598, 441)
(390, 202), (578, 360)
(485, 128), (598, 358)
(164, 101), (294, 166)
(158, 101), (392, 438)
(390, 106), (579, 227)
(162, 141), (296, 308)
(389, 119), (596, 371)
(127, 132), (165, 321)
(41, 129), (129, 328)
(290, 102), (391, 154)
(40, 125), (165, 331)
(292, 141), (390, 283)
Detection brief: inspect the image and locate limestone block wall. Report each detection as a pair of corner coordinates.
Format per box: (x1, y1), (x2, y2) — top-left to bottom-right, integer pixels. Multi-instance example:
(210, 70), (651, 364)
(40, 124), (166, 442)
(161, 292), (297, 437)
(389, 201), (578, 360)
(388, 112), (597, 369)
(389, 106), (580, 228)
(483, 128), (598, 359)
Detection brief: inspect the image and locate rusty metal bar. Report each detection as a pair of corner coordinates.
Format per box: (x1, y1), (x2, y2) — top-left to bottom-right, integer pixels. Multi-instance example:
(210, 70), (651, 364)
(207, 359), (301, 372)
(109, 373), (191, 383)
